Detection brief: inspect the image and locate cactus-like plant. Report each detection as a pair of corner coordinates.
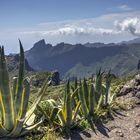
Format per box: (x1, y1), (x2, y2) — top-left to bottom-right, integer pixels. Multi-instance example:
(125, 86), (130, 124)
(95, 69), (104, 105)
(77, 70), (112, 128)
(57, 81), (81, 131)
(0, 41), (49, 138)
(78, 80), (95, 129)
(104, 70), (116, 106)
(37, 99), (59, 126)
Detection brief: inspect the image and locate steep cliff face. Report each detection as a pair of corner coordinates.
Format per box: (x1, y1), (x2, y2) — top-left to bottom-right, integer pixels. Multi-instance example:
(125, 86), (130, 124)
(7, 54), (34, 73)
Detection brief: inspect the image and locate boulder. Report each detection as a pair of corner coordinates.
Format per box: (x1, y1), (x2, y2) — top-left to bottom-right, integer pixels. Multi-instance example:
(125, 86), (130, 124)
(50, 70), (60, 86)
(119, 75), (140, 96)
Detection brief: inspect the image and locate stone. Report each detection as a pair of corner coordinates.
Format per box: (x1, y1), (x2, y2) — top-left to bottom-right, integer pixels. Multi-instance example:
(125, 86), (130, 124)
(136, 123), (139, 127)
(119, 86), (133, 96)
(115, 129), (124, 137)
(50, 70), (60, 86)
(135, 92), (140, 99)
(135, 74), (140, 84)
(136, 85), (140, 91)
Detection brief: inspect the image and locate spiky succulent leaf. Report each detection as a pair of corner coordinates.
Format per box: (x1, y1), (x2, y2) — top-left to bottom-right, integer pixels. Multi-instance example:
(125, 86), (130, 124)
(78, 81), (88, 117)
(89, 83), (95, 116)
(19, 78), (30, 119)
(83, 78), (89, 108)
(65, 81), (72, 127)
(0, 46), (14, 130)
(49, 107), (59, 123)
(72, 101), (81, 122)
(15, 40), (25, 116)
(25, 80), (50, 123)
(105, 70), (116, 105)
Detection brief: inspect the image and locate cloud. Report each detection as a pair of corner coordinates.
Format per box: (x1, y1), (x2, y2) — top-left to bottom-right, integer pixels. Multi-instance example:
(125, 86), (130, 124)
(115, 17), (140, 36)
(118, 5), (133, 11)
(107, 5), (133, 12)
(22, 26), (119, 37)
(2, 10), (140, 53)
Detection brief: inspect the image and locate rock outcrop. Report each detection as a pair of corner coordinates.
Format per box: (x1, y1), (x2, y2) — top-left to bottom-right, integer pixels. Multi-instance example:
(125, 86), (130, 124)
(50, 70), (60, 86)
(118, 74), (140, 105)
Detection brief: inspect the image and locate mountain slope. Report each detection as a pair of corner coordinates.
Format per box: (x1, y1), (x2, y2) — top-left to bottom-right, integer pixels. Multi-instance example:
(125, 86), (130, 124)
(25, 39), (130, 78)
(7, 54), (34, 77)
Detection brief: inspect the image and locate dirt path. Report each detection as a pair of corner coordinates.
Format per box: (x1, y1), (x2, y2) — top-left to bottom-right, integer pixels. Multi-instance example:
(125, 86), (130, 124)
(67, 106), (140, 140)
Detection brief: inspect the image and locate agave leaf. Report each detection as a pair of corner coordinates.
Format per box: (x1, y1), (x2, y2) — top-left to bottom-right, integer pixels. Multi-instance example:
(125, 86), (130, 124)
(71, 87), (79, 99)
(20, 117), (44, 137)
(49, 107), (59, 123)
(65, 81), (72, 127)
(108, 92), (116, 105)
(19, 78), (30, 119)
(12, 77), (18, 100)
(15, 40), (25, 115)
(58, 109), (66, 126)
(78, 81), (88, 117)
(83, 78), (89, 108)
(37, 104), (49, 120)
(71, 85), (75, 92)
(96, 94), (104, 111)
(45, 99), (57, 107)
(105, 70), (116, 105)
(71, 87), (79, 107)
(72, 101), (81, 122)
(25, 113), (36, 126)
(89, 83), (95, 116)
(25, 80), (50, 123)
(8, 118), (25, 137)
(25, 117), (44, 130)
(95, 69), (104, 93)
(64, 81), (70, 111)
(0, 46), (14, 130)
(0, 123), (9, 136)
(0, 92), (5, 127)
(95, 69), (104, 106)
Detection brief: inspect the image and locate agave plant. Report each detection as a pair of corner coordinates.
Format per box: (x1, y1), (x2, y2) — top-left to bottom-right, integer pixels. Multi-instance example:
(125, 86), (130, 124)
(104, 70), (116, 106)
(37, 99), (59, 126)
(95, 69), (104, 105)
(0, 41), (49, 138)
(78, 79), (95, 129)
(93, 69), (118, 119)
(57, 81), (81, 131)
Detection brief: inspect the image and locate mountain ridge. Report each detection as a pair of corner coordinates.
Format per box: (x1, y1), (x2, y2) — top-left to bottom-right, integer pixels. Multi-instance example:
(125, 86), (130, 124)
(25, 39), (140, 78)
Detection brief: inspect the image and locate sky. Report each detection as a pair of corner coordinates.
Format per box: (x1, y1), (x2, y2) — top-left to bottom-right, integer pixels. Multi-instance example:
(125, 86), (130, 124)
(0, 0), (140, 53)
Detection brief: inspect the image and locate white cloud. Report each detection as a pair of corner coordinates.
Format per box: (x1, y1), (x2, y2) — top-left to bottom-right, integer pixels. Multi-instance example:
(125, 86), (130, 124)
(115, 17), (140, 36)
(118, 5), (133, 11)
(107, 5), (133, 12)
(2, 10), (140, 53)
(22, 27), (119, 36)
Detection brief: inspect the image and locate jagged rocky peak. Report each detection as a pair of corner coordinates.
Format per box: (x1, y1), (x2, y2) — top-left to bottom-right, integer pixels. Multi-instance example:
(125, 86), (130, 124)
(34, 39), (46, 47)
(32, 39), (52, 50)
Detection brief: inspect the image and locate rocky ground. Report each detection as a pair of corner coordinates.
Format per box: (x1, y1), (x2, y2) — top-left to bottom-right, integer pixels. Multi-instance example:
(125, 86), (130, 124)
(64, 75), (140, 140)
(69, 106), (140, 140)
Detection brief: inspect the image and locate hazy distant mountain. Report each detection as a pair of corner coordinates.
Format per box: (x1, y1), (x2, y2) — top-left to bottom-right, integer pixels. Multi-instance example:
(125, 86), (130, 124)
(25, 39), (140, 78)
(84, 42), (116, 48)
(120, 38), (140, 45)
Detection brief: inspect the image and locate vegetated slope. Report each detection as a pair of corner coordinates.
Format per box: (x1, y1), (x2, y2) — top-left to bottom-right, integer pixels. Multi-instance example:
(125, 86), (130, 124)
(7, 54), (34, 76)
(26, 39), (136, 78)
